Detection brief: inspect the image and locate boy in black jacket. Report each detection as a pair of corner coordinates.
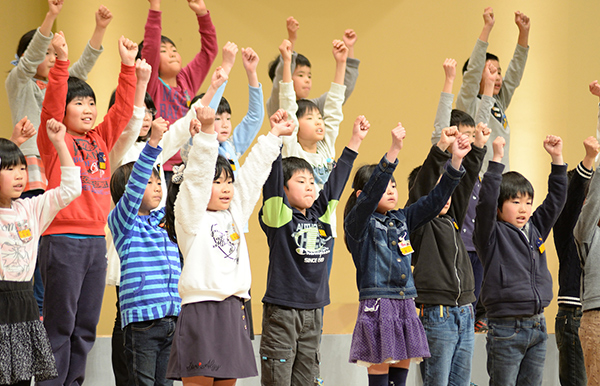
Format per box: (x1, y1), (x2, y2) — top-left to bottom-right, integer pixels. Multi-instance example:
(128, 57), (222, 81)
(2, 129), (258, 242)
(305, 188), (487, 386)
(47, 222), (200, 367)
(407, 123), (489, 385)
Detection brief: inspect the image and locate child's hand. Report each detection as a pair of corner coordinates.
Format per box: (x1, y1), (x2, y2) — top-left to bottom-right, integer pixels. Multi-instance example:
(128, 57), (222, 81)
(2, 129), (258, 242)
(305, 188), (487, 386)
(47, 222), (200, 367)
(210, 66), (228, 89)
(483, 7), (495, 28)
(343, 29), (358, 49)
(52, 31), (68, 61)
(242, 47), (259, 74)
(332, 40), (348, 63)
(583, 136), (600, 167)
(543, 135), (563, 164)
(48, 0), (64, 16)
(189, 118), (201, 137)
(279, 39), (293, 63)
(10, 117), (37, 147)
(269, 109), (296, 137)
(391, 123), (406, 151)
(452, 133), (472, 160)
(222, 42), (238, 74)
(514, 11), (530, 34)
(287, 16), (299, 46)
(438, 126), (458, 151)
(347, 115), (370, 152)
(148, 0), (160, 11)
(187, 0), (207, 16)
(473, 122), (491, 148)
(197, 106), (215, 132)
(483, 61), (497, 87)
(443, 58), (457, 83)
(118, 36), (138, 66)
(589, 81), (600, 98)
(95, 5), (113, 29)
(135, 59), (152, 85)
(46, 118), (67, 145)
(149, 117), (168, 147)
(492, 136), (505, 162)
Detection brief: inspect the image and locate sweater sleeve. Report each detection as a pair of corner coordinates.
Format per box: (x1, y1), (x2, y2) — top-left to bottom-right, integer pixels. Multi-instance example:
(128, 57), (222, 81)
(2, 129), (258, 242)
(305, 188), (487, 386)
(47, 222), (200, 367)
(108, 143), (161, 239)
(68, 41), (103, 81)
(6, 28), (51, 97)
(266, 52), (297, 117)
(407, 145), (449, 205)
(109, 106), (145, 168)
(175, 12), (218, 97)
(530, 163), (568, 241)
(260, 152), (293, 230)
(141, 9), (162, 102)
(450, 145), (486, 227)
(475, 94), (495, 125)
(316, 82), (345, 160)
(473, 161), (504, 259)
(575, 168), (600, 260)
(280, 81), (301, 155)
(431, 92), (454, 145)
(495, 44), (529, 110)
(456, 39), (489, 118)
(231, 83), (264, 157)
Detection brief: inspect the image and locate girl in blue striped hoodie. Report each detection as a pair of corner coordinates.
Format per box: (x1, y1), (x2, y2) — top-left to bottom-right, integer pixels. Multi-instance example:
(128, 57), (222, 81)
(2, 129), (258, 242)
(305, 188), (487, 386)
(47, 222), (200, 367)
(108, 121), (181, 386)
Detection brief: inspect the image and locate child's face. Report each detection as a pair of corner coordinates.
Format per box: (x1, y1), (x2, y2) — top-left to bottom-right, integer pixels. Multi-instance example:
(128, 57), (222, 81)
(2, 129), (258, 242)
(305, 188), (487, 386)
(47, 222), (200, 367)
(458, 124), (476, 144)
(64, 96), (97, 136)
(284, 169), (316, 215)
(479, 59), (503, 95)
(498, 193), (532, 228)
(376, 180), (398, 214)
(0, 164), (27, 207)
(159, 42), (182, 78)
(208, 171), (233, 211)
(292, 65), (312, 100)
(140, 106), (154, 138)
(215, 112), (232, 143)
(34, 44), (57, 81)
(297, 109), (324, 147)
(139, 174), (162, 215)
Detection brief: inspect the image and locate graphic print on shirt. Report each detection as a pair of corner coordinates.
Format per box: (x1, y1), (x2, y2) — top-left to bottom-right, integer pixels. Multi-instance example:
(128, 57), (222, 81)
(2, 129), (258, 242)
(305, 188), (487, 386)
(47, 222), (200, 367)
(72, 138), (109, 195)
(292, 223), (331, 259)
(157, 84), (191, 122)
(210, 222), (240, 263)
(0, 236), (30, 281)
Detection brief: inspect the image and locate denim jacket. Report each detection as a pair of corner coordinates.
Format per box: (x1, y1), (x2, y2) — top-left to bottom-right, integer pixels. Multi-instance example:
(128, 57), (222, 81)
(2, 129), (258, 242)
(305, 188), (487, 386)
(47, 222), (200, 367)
(344, 154), (464, 301)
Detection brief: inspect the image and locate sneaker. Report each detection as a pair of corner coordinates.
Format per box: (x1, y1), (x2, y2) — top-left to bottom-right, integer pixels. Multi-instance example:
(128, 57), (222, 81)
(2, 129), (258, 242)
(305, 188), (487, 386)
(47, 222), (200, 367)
(474, 317), (488, 332)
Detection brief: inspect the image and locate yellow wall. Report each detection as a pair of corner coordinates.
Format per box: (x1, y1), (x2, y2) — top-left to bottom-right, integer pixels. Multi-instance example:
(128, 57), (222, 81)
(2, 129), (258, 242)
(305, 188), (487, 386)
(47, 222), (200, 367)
(3, 1), (600, 335)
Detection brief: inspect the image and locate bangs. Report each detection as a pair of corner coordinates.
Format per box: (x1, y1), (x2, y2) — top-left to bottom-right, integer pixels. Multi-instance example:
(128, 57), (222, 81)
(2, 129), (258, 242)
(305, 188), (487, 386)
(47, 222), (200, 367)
(0, 139), (26, 170)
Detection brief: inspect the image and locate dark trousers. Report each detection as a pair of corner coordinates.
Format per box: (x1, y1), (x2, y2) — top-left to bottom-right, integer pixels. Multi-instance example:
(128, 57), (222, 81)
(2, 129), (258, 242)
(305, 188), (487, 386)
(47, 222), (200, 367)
(555, 305), (586, 386)
(37, 236), (107, 386)
(112, 286), (129, 386)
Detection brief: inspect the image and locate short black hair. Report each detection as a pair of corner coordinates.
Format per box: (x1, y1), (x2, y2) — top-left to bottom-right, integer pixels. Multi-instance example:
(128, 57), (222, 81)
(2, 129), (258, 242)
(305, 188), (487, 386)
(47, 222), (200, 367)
(110, 161), (160, 204)
(462, 52), (500, 75)
(296, 99), (322, 120)
(136, 35), (176, 61)
(450, 109), (475, 129)
(267, 53), (312, 82)
(215, 155), (235, 183)
(407, 165), (422, 191)
(109, 90), (155, 142)
(0, 138), (26, 170)
(16, 29), (36, 57)
(498, 171), (534, 209)
(193, 93), (231, 115)
(282, 157), (313, 188)
(66, 77), (96, 107)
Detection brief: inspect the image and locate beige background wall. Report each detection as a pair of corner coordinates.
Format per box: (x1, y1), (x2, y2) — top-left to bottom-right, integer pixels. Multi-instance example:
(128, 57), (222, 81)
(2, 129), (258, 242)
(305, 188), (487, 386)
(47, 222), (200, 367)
(3, 1), (600, 335)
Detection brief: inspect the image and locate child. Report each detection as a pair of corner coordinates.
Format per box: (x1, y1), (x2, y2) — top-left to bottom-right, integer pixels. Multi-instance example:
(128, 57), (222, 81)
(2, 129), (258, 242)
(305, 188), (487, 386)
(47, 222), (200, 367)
(141, 0), (218, 181)
(554, 137), (597, 386)
(0, 118), (81, 386)
(456, 7), (530, 171)
(259, 114), (369, 385)
(266, 16), (360, 117)
(164, 108), (294, 384)
(474, 135), (567, 385)
(343, 124), (468, 386)
(36, 33), (138, 386)
(108, 116), (181, 386)
(407, 125), (489, 385)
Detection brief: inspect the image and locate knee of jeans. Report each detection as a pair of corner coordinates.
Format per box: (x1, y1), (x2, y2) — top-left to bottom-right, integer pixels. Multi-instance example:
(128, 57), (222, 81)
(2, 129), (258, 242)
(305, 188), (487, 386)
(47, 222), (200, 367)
(260, 346), (293, 384)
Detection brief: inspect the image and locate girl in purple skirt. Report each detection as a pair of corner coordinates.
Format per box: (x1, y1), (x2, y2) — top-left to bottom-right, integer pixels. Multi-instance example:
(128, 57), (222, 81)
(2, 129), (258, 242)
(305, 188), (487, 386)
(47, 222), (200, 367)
(343, 123), (470, 386)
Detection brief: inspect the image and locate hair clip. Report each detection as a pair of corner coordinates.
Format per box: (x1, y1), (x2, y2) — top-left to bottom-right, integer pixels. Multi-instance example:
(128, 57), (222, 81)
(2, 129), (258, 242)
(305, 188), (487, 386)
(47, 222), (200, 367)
(171, 164), (185, 185)
(10, 54), (19, 67)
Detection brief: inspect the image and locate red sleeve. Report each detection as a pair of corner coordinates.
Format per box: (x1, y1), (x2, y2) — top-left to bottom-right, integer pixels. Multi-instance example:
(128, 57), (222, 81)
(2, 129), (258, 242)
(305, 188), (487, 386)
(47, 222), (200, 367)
(96, 63), (136, 151)
(37, 59), (70, 167)
(176, 11), (218, 96)
(141, 9), (162, 102)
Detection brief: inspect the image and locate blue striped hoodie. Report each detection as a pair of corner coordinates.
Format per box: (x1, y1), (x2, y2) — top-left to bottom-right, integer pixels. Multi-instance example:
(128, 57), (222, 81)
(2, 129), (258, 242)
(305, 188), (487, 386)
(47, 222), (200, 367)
(108, 143), (181, 328)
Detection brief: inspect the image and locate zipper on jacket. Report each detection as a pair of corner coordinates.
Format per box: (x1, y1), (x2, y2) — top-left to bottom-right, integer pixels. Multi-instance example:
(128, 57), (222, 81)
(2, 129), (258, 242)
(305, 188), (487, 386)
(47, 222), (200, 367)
(445, 217), (461, 306)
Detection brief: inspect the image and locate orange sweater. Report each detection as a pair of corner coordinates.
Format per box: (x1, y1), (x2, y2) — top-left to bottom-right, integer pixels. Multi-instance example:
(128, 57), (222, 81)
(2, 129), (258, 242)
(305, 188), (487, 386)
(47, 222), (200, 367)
(37, 59), (136, 235)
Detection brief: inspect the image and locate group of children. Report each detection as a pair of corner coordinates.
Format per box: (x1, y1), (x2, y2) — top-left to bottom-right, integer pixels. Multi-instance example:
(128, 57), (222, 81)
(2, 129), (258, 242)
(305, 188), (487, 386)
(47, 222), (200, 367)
(0, 2), (598, 386)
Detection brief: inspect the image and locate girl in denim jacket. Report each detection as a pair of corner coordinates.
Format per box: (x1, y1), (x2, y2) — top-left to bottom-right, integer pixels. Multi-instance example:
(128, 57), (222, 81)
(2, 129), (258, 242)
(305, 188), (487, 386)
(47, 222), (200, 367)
(343, 124), (468, 386)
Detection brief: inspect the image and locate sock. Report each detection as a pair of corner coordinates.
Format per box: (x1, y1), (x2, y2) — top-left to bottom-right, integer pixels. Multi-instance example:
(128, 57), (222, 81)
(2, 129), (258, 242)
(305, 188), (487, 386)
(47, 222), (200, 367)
(368, 373), (389, 386)
(388, 367), (409, 386)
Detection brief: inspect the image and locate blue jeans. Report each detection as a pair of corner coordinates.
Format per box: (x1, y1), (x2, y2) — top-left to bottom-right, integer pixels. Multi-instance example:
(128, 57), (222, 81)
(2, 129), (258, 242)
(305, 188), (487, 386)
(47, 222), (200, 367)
(555, 306), (586, 386)
(419, 304), (474, 386)
(486, 314), (547, 386)
(123, 317), (177, 386)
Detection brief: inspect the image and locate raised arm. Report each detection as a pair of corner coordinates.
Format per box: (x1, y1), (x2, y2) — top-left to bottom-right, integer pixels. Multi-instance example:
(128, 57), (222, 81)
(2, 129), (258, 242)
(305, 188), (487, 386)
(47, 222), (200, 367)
(575, 162), (600, 252)
(10, 117), (37, 147)
(68, 5), (111, 80)
(432, 59), (457, 144)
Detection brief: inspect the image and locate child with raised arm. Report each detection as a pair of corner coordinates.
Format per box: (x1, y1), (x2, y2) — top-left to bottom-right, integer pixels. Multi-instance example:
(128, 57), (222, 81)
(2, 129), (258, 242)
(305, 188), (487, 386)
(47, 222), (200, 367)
(456, 7), (530, 171)
(141, 0), (218, 181)
(108, 116), (181, 386)
(553, 137), (597, 386)
(343, 123), (467, 386)
(474, 135), (567, 385)
(0, 119), (80, 386)
(36, 33), (138, 386)
(407, 124), (489, 385)
(266, 16), (360, 117)
(163, 108), (294, 385)
(259, 114), (368, 386)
